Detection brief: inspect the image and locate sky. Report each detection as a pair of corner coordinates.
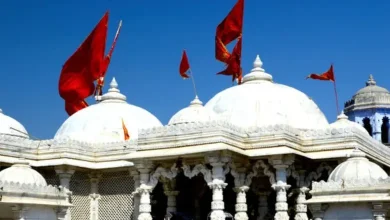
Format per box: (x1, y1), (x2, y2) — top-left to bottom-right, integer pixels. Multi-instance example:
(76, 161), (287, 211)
(0, 0), (390, 139)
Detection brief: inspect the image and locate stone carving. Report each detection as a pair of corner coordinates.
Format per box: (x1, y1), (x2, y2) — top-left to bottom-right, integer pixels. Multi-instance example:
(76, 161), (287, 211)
(182, 163), (213, 183)
(245, 160), (275, 186)
(0, 180), (68, 196)
(311, 177), (390, 191)
(304, 162), (333, 186)
(148, 163), (178, 187)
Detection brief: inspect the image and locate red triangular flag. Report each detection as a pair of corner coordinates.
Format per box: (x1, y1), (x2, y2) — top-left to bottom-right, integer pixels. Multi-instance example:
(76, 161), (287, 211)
(179, 50), (190, 79)
(307, 65), (335, 82)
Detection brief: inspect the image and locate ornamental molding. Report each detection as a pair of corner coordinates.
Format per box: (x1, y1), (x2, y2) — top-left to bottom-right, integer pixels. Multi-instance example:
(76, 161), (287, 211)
(245, 160), (275, 186)
(311, 177), (390, 192)
(0, 119), (390, 169)
(182, 163), (213, 183)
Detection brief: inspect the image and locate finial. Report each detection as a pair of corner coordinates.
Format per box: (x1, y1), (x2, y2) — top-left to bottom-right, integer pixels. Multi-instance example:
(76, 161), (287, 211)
(337, 110), (348, 120)
(190, 95), (203, 107)
(101, 77), (127, 102)
(242, 54), (273, 84)
(366, 74), (376, 86)
(254, 55), (263, 69)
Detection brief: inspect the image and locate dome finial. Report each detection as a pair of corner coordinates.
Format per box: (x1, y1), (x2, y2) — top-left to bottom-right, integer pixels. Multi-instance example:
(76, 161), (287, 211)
(366, 74), (376, 86)
(190, 96), (203, 107)
(101, 77), (127, 102)
(337, 110), (348, 120)
(242, 54), (273, 84)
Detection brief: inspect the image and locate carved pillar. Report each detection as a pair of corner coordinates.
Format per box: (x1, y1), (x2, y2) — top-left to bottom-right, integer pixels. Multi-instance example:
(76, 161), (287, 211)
(308, 204), (326, 220)
(57, 208), (68, 220)
(373, 202), (387, 220)
(234, 186), (249, 220)
(56, 166), (75, 220)
(136, 162), (154, 220)
(162, 178), (179, 214)
(294, 170), (309, 220)
(206, 155), (229, 220)
(269, 156), (293, 220)
(130, 170), (141, 220)
(11, 205), (28, 220)
(88, 172), (102, 220)
(230, 163), (250, 220)
(257, 192), (270, 220)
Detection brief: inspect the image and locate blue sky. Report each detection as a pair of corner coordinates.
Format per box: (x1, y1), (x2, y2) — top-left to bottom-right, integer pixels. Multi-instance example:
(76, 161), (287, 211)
(1, 0), (390, 139)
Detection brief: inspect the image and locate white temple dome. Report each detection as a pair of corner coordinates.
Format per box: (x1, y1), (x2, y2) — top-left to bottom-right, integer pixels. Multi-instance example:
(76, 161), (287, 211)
(329, 111), (369, 135)
(0, 160), (47, 186)
(0, 109), (28, 138)
(205, 55), (329, 130)
(328, 149), (388, 182)
(54, 78), (162, 142)
(168, 96), (214, 125)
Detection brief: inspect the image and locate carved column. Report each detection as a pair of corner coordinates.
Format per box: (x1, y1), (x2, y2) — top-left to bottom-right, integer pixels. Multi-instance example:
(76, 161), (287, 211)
(294, 170), (309, 220)
(162, 178), (179, 214)
(269, 156), (293, 220)
(130, 170), (141, 220)
(136, 162), (154, 220)
(11, 205), (28, 220)
(257, 192), (270, 220)
(308, 204), (325, 220)
(373, 202), (387, 220)
(88, 172), (102, 220)
(230, 163), (250, 220)
(206, 155), (230, 220)
(56, 166), (75, 220)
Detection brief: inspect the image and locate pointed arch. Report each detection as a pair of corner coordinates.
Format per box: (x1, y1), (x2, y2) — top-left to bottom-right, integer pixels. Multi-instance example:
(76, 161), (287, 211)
(381, 116), (389, 143)
(363, 117), (373, 136)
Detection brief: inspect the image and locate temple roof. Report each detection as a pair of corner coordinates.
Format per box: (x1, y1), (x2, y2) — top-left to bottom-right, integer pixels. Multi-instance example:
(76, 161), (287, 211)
(204, 55), (329, 130)
(0, 109), (28, 138)
(168, 96), (214, 125)
(54, 78), (162, 143)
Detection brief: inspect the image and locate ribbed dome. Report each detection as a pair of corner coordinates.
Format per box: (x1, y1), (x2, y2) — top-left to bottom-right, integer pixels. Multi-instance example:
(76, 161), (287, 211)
(205, 55), (329, 130)
(329, 111), (369, 135)
(344, 75), (390, 112)
(54, 78), (162, 143)
(0, 109), (28, 138)
(328, 149), (388, 182)
(168, 96), (214, 125)
(0, 160), (47, 186)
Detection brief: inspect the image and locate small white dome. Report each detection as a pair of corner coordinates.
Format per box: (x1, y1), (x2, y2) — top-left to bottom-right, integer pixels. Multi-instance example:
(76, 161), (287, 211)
(330, 111), (369, 135)
(205, 55), (329, 130)
(0, 160), (47, 186)
(0, 109), (28, 138)
(328, 149), (388, 182)
(168, 96), (214, 125)
(54, 78), (162, 143)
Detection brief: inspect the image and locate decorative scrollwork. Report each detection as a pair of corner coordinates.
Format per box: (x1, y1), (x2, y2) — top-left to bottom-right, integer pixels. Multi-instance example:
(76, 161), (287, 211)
(245, 160), (275, 186)
(304, 162), (334, 186)
(148, 163), (178, 187)
(182, 163), (212, 183)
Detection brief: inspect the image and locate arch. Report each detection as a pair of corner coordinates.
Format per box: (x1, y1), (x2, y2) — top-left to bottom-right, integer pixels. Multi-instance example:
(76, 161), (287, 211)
(362, 117), (373, 136)
(381, 116), (389, 143)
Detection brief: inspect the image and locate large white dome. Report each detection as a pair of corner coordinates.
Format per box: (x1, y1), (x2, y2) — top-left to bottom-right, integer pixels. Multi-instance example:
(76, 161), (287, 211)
(205, 55), (329, 130)
(0, 109), (28, 138)
(54, 78), (162, 143)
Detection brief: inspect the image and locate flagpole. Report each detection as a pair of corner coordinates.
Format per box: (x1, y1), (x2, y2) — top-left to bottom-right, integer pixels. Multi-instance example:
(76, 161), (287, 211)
(188, 69), (198, 98)
(333, 81), (340, 115)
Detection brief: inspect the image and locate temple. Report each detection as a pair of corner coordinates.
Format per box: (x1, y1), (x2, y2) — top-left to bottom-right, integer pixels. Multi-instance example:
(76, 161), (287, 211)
(0, 55), (390, 220)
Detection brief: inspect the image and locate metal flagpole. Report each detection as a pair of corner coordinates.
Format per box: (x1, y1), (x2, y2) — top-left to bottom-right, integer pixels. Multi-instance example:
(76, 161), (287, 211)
(333, 81), (340, 115)
(188, 69), (198, 98)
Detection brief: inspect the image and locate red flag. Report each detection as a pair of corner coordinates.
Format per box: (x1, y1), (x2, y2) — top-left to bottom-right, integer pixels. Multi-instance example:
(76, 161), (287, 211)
(307, 65), (335, 82)
(122, 119), (130, 140)
(217, 37), (242, 83)
(95, 20), (123, 96)
(179, 50), (190, 79)
(215, 0), (244, 83)
(59, 12), (108, 115)
(216, 0), (244, 45)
